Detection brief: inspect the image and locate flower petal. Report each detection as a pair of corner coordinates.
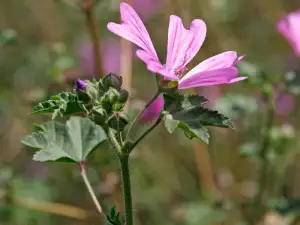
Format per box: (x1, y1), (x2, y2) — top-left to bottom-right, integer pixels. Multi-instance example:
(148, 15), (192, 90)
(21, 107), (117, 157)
(173, 19), (207, 70)
(136, 50), (176, 80)
(277, 11), (300, 56)
(166, 16), (207, 71)
(178, 67), (238, 89)
(107, 3), (158, 60)
(165, 15), (188, 70)
(181, 51), (238, 81)
(229, 76), (248, 83)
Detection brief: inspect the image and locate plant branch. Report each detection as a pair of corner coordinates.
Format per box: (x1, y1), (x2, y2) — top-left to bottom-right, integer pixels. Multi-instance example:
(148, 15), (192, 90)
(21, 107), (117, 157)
(79, 162), (103, 215)
(119, 154), (134, 225)
(126, 91), (161, 140)
(130, 114), (162, 151)
(81, 0), (103, 77)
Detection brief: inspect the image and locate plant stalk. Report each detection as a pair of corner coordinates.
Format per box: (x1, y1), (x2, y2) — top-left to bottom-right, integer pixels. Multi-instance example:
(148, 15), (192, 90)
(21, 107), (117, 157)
(119, 154), (134, 225)
(79, 162), (103, 214)
(130, 115), (162, 151)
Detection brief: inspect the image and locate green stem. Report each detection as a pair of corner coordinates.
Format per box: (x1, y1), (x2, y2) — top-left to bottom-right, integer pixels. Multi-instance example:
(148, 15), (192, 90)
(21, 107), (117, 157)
(119, 154), (134, 225)
(106, 127), (122, 156)
(250, 91), (275, 224)
(79, 162), (103, 214)
(106, 127), (134, 225)
(126, 91), (161, 140)
(130, 114), (162, 151)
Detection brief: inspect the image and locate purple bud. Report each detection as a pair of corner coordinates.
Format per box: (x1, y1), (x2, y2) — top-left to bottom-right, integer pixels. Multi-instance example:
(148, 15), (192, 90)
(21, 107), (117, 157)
(76, 79), (87, 91)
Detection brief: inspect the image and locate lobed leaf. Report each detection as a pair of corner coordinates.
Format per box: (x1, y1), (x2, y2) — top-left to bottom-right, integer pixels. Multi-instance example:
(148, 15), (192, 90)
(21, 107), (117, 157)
(22, 116), (107, 163)
(162, 93), (234, 144)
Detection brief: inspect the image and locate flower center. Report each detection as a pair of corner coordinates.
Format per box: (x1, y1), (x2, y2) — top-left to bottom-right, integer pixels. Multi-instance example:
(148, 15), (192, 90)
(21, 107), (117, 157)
(168, 81), (178, 88)
(174, 66), (187, 78)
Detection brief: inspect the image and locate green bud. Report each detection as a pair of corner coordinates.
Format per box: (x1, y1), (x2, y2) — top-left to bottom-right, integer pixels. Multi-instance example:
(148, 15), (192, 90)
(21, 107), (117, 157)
(108, 88), (120, 104)
(102, 73), (122, 91)
(90, 107), (107, 125)
(77, 90), (91, 103)
(100, 94), (113, 113)
(86, 82), (99, 101)
(118, 89), (129, 104)
(107, 112), (129, 131)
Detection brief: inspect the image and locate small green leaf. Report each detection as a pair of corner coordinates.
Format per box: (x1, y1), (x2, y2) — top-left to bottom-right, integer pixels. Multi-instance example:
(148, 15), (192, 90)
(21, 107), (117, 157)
(162, 93), (233, 144)
(106, 205), (122, 225)
(21, 116), (107, 163)
(31, 92), (84, 119)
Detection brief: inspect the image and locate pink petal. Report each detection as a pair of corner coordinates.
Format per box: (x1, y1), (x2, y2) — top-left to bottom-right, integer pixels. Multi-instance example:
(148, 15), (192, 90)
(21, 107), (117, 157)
(178, 67), (238, 89)
(136, 50), (176, 80)
(276, 10), (300, 56)
(288, 11), (300, 55)
(165, 15), (188, 70)
(173, 19), (207, 70)
(181, 51), (238, 81)
(166, 16), (207, 71)
(233, 54), (246, 66)
(107, 3), (158, 60)
(229, 76), (248, 83)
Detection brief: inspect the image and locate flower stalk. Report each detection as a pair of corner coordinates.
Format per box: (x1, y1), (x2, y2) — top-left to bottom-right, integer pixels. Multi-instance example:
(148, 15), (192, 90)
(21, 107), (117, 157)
(79, 162), (103, 215)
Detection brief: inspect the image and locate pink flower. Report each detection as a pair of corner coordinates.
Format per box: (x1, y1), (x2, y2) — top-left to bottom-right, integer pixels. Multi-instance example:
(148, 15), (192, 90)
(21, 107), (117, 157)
(107, 3), (247, 89)
(77, 39), (121, 76)
(276, 10), (300, 56)
(139, 95), (164, 122)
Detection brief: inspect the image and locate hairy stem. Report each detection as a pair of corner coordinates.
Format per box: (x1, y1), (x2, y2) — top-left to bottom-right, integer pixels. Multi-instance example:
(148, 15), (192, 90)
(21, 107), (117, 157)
(119, 154), (134, 225)
(126, 91), (161, 139)
(81, 0), (103, 77)
(79, 162), (103, 214)
(250, 91), (275, 224)
(106, 127), (134, 225)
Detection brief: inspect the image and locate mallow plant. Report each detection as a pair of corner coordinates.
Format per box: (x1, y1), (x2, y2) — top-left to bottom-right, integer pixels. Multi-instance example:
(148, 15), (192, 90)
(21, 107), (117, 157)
(21, 3), (246, 225)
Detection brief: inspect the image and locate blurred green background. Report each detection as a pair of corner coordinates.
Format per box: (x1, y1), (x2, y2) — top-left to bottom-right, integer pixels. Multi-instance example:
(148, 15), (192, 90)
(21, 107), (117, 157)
(1, 0), (300, 225)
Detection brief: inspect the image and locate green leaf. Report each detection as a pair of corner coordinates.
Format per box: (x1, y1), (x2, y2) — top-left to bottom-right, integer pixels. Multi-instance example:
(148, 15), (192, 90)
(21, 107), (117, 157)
(31, 92), (84, 119)
(162, 93), (233, 144)
(21, 116), (107, 163)
(106, 205), (122, 225)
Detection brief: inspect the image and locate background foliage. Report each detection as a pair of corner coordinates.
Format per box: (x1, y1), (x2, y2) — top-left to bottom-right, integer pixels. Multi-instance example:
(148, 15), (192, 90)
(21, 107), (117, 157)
(1, 0), (300, 225)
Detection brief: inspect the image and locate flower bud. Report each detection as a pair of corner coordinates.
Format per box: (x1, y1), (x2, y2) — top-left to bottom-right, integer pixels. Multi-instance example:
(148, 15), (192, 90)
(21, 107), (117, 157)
(86, 82), (99, 101)
(90, 107), (107, 125)
(108, 88), (120, 104)
(107, 112), (129, 131)
(76, 79), (87, 91)
(102, 73), (122, 91)
(75, 79), (91, 103)
(118, 89), (129, 104)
